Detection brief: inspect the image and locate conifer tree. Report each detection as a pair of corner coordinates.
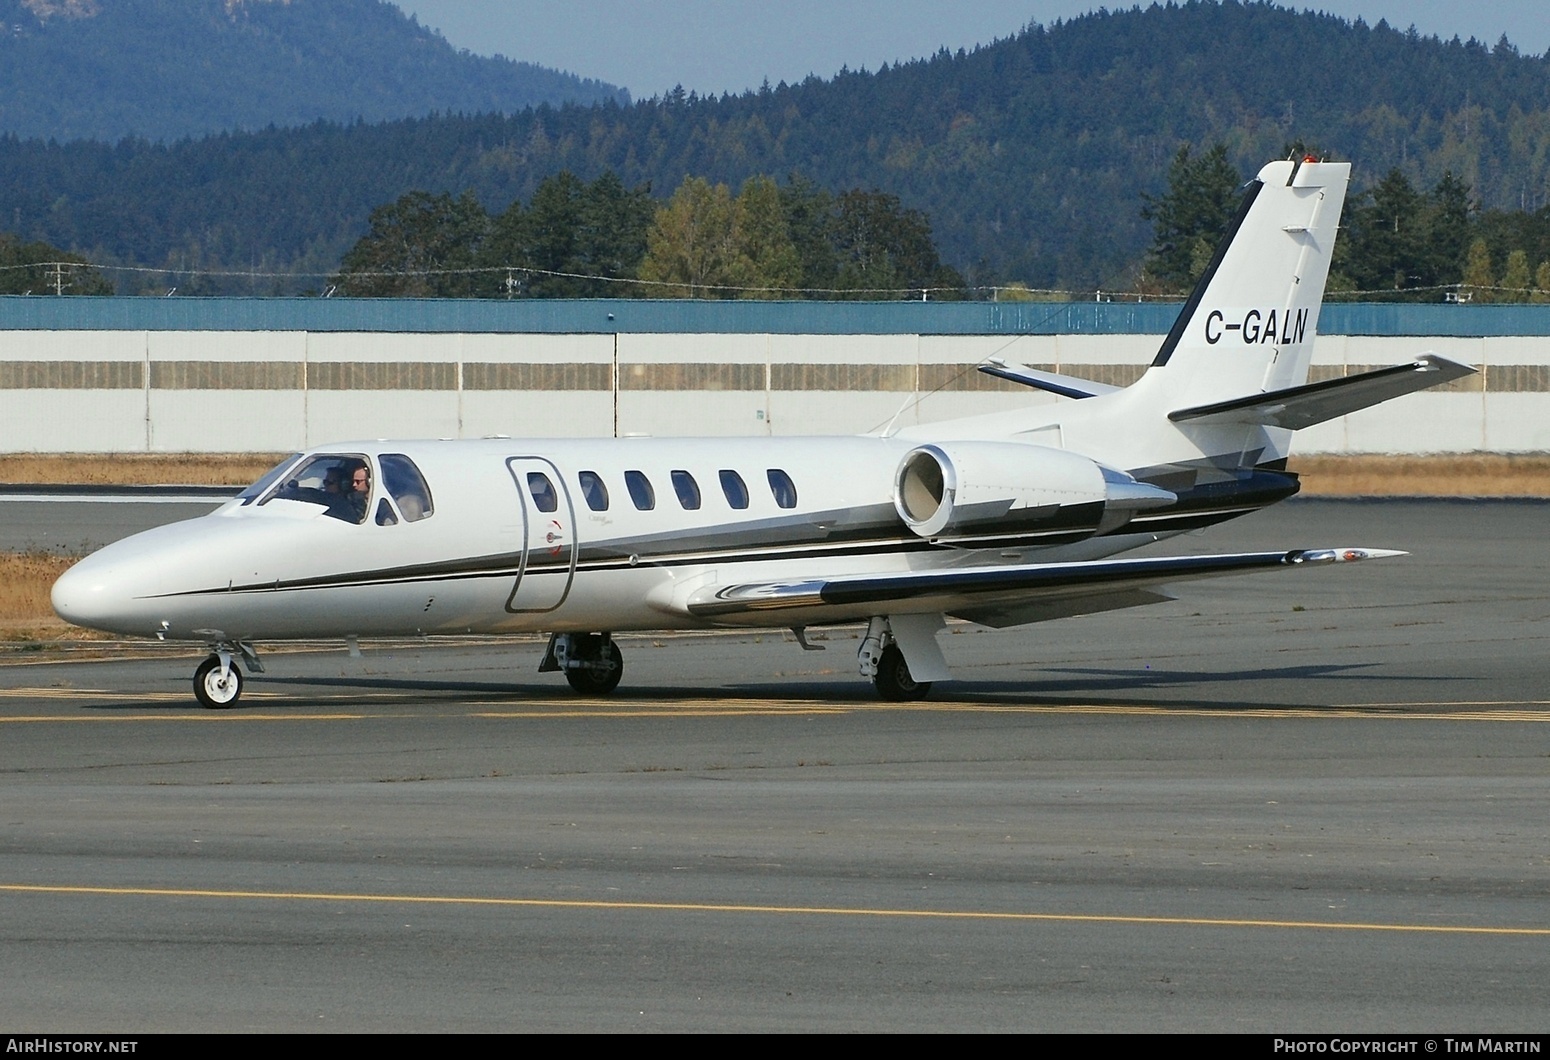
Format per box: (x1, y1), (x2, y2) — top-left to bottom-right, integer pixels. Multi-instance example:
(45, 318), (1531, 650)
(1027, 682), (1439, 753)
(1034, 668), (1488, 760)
(334, 191), (489, 297)
(0, 234), (112, 295)
(731, 176), (802, 298)
(1139, 144), (1242, 293)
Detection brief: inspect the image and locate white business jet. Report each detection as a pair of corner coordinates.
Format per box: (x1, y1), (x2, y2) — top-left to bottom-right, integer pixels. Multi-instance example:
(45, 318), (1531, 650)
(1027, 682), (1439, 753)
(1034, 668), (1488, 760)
(52, 158), (1472, 707)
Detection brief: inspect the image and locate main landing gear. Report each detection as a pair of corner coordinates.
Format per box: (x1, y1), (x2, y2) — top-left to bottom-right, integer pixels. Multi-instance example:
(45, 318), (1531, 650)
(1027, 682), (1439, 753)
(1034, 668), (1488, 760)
(192, 639), (264, 709)
(871, 644), (931, 701)
(541, 632), (624, 695)
(858, 617), (933, 702)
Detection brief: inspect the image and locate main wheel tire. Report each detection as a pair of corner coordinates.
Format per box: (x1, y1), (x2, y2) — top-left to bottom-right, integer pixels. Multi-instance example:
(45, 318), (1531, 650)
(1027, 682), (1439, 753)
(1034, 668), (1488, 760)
(565, 640), (623, 695)
(194, 655), (243, 709)
(873, 644), (931, 701)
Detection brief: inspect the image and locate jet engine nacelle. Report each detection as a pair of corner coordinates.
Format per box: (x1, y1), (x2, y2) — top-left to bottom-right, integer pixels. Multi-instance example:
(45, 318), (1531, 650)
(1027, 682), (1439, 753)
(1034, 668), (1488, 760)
(892, 442), (1176, 542)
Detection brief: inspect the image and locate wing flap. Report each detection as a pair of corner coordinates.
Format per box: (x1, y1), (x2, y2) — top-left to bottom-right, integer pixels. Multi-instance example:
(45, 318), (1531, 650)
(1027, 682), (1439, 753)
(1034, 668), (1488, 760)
(684, 547), (1403, 624)
(951, 587), (1176, 629)
(1168, 355), (1475, 429)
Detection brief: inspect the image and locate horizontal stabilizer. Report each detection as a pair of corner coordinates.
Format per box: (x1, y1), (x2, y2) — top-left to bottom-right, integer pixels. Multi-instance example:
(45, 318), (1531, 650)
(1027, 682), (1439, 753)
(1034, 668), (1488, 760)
(977, 357), (1119, 399)
(1168, 355), (1475, 429)
(685, 546), (1404, 625)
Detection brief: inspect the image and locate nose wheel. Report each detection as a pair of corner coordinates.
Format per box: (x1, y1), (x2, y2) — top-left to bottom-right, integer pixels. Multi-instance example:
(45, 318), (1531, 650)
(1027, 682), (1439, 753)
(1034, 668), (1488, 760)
(194, 654), (243, 709)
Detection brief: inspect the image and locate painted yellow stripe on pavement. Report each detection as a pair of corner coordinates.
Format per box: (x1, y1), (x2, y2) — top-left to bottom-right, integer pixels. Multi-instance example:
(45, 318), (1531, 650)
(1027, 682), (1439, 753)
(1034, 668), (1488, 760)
(1, 692), (1547, 722)
(0, 687), (284, 701)
(2, 882), (1545, 938)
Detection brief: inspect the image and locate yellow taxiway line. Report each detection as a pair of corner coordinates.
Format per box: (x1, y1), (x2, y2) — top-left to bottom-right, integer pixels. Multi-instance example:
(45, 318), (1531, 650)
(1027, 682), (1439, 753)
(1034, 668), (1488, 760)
(2, 882), (1545, 938)
(0, 687), (1547, 723)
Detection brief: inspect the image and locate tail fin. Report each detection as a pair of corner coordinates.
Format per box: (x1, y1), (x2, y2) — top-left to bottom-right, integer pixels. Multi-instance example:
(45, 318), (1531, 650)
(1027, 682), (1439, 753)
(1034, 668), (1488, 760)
(1142, 158), (1349, 409)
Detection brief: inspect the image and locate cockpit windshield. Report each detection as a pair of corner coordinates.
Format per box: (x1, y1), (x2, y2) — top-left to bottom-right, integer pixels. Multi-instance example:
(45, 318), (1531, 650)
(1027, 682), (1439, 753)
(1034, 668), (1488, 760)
(237, 454), (301, 505)
(260, 453), (372, 523)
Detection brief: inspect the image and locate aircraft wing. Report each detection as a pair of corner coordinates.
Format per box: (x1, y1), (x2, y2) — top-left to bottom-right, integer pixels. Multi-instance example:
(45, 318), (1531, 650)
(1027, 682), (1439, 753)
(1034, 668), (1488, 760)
(682, 547), (1402, 627)
(1168, 355), (1475, 430)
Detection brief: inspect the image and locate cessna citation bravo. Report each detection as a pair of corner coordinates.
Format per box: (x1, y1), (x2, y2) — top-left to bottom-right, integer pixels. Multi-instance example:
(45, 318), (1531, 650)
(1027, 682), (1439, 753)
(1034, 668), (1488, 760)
(52, 158), (1473, 708)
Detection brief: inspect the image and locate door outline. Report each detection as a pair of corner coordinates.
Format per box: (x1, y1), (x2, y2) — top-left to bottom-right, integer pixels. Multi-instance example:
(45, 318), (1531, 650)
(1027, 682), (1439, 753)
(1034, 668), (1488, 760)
(504, 456), (578, 613)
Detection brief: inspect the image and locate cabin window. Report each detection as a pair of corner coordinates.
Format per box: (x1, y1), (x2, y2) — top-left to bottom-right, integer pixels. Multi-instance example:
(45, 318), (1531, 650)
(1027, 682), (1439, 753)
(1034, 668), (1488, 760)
(238, 454), (300, 505)
(767, 469), (798, 509)
(379, 453), (434, 522)
(625, 470), (655, 511)
(375, 498), (398, 526)
(671, 470), (701, 510)
(719, 470), (749, 510)
(527, 472), (559, 513)
(578, 470), (609, 512)
(261, 453), (371, 524)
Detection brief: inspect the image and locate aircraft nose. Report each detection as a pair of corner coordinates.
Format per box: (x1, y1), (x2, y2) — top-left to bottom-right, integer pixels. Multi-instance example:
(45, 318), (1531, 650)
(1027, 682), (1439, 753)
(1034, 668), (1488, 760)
(52, 554), (113, 629)
(52, 551), (151, 634)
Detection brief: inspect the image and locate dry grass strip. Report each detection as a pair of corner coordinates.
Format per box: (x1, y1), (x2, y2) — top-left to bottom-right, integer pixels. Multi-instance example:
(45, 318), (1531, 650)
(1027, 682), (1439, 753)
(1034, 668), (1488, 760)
(0, 552), (106, 641)
(0, 453), (286, 486)
(1290, 455), (1550, 496)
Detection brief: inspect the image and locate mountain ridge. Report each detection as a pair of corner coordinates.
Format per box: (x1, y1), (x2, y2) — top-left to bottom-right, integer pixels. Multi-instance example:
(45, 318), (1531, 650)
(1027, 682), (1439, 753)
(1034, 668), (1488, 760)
(4, 2), (1550, 290)
(0, 0), (627, 142)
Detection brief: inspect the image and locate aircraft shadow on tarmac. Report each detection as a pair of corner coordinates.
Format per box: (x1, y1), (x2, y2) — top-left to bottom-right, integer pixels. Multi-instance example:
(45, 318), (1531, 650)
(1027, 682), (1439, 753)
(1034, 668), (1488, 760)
(72, 659), (1447, 713)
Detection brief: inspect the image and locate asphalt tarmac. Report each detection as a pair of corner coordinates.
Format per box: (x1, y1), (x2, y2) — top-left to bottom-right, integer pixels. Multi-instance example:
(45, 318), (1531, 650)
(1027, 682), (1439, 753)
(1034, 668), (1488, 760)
(1, 498), (1547, 1031)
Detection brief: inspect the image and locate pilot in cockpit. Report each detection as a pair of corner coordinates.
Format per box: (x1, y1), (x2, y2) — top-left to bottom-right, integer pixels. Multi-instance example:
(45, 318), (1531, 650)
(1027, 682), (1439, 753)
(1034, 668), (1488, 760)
(346, 461), (371, 523)
(318, 460), (369, 523)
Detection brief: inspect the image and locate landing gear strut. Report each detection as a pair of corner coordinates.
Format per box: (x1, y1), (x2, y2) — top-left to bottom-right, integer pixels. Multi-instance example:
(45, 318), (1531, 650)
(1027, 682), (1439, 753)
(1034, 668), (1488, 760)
(541, 632), (624, 695)
(858, 617), (933, 701)
(191, 639), (263, 709)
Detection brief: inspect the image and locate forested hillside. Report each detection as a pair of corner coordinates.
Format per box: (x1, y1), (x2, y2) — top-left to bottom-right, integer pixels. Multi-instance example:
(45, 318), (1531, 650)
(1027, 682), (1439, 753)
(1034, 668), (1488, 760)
(0, 0), (626, 142)
(4, 1), (1550, 292)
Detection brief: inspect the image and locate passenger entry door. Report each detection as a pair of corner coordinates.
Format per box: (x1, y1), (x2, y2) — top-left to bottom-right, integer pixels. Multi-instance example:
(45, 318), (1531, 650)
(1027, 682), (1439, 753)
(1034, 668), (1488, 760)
(505, 457), (577, 613)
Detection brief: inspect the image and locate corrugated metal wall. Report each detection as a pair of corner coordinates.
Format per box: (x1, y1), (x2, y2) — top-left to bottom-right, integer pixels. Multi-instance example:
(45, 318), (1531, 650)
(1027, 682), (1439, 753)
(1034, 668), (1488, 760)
(9, 296), (1550, 337)
(2, 299), (1546, 453)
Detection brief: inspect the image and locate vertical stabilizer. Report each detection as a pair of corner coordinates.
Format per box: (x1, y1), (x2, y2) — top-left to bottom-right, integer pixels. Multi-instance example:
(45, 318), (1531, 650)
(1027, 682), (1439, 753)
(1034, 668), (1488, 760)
(1144, 159), (1349, 409)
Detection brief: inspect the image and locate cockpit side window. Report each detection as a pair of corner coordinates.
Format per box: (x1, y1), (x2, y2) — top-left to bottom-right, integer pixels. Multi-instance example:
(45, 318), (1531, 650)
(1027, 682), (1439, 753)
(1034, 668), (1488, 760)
(261, 453), (371, 523)
(379, 454), (434, 522)
(238, 454), (301, 505)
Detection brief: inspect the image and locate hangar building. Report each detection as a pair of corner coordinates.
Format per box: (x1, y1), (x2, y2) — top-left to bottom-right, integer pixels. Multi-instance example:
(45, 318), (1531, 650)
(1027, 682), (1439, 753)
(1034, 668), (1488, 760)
(0, 298), (1544, 454)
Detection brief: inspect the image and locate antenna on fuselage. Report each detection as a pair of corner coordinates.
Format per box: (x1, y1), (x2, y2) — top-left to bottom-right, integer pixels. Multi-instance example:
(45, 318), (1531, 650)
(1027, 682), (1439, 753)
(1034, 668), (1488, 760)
(875, 392), (916, 437)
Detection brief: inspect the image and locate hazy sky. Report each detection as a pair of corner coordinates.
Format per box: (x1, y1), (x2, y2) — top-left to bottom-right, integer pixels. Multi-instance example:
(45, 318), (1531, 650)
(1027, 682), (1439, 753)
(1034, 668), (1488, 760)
(391, 1), (1550, 99)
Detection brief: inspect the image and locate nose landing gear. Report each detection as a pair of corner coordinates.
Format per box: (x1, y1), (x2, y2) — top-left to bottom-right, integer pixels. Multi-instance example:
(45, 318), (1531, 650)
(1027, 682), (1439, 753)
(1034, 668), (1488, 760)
(191, 638), (264, 709)
(194, 654), (242, 708)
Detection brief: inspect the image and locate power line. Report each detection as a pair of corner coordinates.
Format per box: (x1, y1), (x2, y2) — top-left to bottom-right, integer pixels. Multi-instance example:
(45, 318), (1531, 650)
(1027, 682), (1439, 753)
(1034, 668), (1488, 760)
(1, 259), (1541, 302)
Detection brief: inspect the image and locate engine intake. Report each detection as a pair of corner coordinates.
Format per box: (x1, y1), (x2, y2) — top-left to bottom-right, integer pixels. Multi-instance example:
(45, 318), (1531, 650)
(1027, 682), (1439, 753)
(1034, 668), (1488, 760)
(893, 442), (1175, 542)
